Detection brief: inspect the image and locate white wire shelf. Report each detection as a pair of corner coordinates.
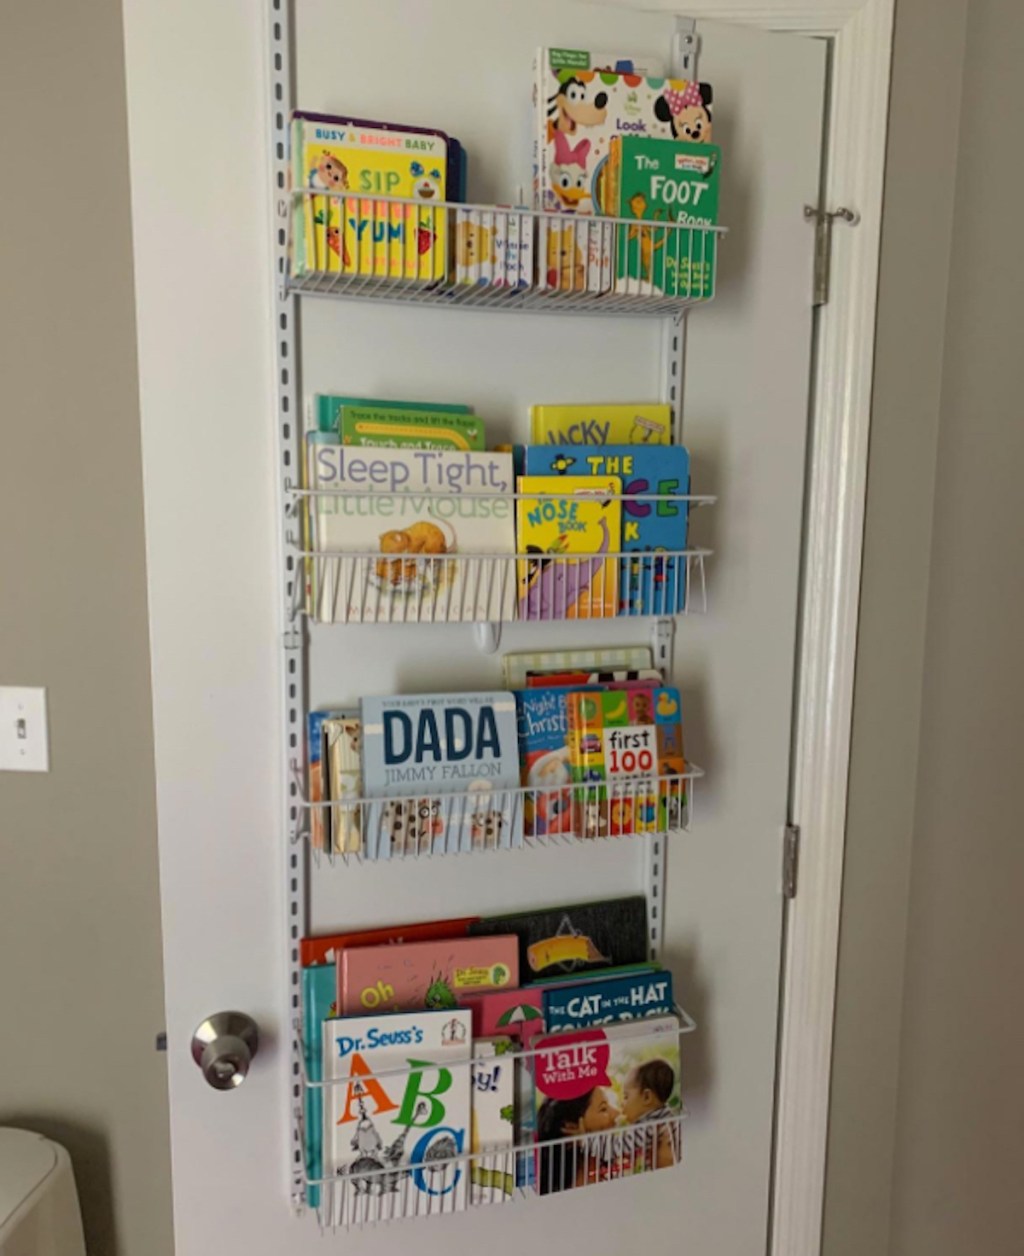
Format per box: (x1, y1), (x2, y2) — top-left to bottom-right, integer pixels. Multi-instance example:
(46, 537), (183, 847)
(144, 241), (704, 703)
(292, 762), (703, 862)
(286, 192), (724, 317)
(299, 1007), (695, 1228)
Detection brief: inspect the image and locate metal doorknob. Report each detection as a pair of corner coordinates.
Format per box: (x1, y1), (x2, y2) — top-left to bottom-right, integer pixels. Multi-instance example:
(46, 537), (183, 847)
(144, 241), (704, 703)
(191, 1012), (259, 1090)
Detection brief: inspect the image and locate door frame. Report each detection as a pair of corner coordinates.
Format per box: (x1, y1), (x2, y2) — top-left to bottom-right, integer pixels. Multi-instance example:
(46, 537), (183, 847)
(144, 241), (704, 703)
(664, 2), (894, 1252)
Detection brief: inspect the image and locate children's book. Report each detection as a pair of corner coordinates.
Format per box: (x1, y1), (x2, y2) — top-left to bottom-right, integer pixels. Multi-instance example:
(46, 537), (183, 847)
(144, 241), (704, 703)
(532, 1014), (681, 1193)
(530, 403), (672, 446)
(469, 896), (649, 979)
(361, 691), (522, 856)
(339, 935), (519, 1016)
(526, 667), (662, 688)
(567, 687), (686, 835)
(307, 709), (341, 852)
(532, 50), (712, 291)
(314, 394), (474, 438)
(517, 476), (621, 620)
(502, 645), (652, 688)
(322, 713), (362, 855)
(456, 987), (546, 1044)
(301, 917), (477, 969)
(338, 403), (484, 451)
(453, 206), (535, 289)
(525, 444), (691, 614)
(309, 447), (516, 623)
(303, 964), (337, 1208)
(290, 114), (449, 281)
(517, 687), (574, 838)
(470, 1038), (517, 1203)
(605, 138), (720, 298)
(322, 1009), (472, 1222)
(542, 969), (674, 1033)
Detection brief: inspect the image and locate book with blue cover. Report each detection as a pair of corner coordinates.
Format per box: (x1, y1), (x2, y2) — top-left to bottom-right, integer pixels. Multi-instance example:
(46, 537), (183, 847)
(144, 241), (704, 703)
(302, 963), (337, 1208)
(517, 687), (574, 839)
(542, 969), (675, 1032)
(361, 692), (522, 857)
(523, 444), (691, 614)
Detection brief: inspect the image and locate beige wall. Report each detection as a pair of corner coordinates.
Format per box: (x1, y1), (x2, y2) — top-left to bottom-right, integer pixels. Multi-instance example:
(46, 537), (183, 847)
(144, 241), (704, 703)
(0, 3), (174, 1255)
(828, 1), (1024, 1255)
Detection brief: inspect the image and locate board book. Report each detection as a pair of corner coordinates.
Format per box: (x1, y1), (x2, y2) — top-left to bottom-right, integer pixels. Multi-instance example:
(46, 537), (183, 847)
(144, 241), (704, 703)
(469, 896), (648, 979)
(339, 403), (484, 451)
(470, 1038), (516, 1203)
(604, 137), (720, 298)
(308, 446), (515, 623)
(361, 691), (522, 856)
(517, 687), (574, 839)
(516, 476), (621, 620)
(454, 207), (535, 288)
(502, 645), (653, 688)
(525, 667), (662, 687)
(567, 686), (686, 835)
(290, 114), (449, 281)
(530, 402), (672, 446)
(314, 394), (478, 448)
(456, 987), (546, 1045)
(322, 1009), (472, 1221)
(532, 1014), (681, 1192)
(542, 969), (674, 1033)
(302, 963), (337, 1208)
(338, 934), (519, 1016)
(525, 444), (691, 614)
(300, 917), (477, 969)
(322, 713), (361, 855)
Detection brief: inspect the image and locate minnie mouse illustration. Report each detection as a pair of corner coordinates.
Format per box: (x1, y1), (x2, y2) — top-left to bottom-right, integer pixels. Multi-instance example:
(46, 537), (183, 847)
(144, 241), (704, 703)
(654, 81), (714, 143)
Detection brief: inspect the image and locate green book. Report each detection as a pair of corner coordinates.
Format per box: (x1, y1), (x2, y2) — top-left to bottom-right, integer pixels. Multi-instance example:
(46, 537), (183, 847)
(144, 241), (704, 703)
(314, 393), (473, 434)
(611, 138), (720, 300)
(338, 402), (485, 450)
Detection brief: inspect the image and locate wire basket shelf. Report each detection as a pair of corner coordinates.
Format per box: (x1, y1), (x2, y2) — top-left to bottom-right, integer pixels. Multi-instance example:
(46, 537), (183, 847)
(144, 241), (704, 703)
(298, 1008), (695, 1228)
(286, 192), (724, 317)
(293, 762), (703, 862)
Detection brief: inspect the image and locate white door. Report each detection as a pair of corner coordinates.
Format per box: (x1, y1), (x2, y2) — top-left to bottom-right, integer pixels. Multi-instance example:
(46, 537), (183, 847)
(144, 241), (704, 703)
(125, 3), (824, 1253)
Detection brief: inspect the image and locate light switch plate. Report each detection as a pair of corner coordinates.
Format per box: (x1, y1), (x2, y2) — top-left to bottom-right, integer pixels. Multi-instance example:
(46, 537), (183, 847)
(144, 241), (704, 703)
(0, 687), (49, 772)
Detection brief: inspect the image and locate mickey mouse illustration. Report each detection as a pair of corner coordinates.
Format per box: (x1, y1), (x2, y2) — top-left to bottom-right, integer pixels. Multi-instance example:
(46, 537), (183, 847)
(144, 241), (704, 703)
(654, 82), (714, 143)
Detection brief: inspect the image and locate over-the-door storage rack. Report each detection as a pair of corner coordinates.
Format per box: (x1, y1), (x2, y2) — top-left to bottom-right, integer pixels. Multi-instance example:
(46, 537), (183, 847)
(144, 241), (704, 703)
(268, 0), (724, 1220)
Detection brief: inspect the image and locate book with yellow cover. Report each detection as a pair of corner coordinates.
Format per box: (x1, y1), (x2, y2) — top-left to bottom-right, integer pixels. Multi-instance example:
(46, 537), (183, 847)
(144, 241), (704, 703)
(290, 115), (448, 281)
(530, 403), (672, 446)
(517, 476), (621, 620)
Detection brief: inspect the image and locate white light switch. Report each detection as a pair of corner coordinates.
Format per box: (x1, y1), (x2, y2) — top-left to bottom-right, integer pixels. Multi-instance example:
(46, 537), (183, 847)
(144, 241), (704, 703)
(0, 687), (49, 772)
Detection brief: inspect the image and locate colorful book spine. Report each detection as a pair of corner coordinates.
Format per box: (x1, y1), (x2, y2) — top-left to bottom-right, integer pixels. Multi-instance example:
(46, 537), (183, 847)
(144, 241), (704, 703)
(361, 691), (522, 855)
(516, 476), (621, 620)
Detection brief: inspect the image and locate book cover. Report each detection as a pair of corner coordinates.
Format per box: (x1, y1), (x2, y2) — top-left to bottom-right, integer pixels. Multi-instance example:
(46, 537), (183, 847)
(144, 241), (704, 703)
(339, 935), (519, 1016)
(339, 403), (484, 451)
(453, 207), (534, 289)
(456, 987), (546, 1045)
(517, 687), (574, 838)
(300, 917), (477, 969)
(303, 964), (337, 1208)
(532, 50), (712, 291)
(517, 476), (621, 620)
(530, 403), (672, 446)
(322, 1009), (472, 1222)
(470, 1038), (516, 1203)
(307, 709), (339, 852)
(361, 691), (522, 856)
(469, 896), (649, 979)
(525, 444), (691, 614)
(567, 687), (660, 838)
(502, 645), (653, 688)
(290, 114), (448, 281)
(310, 447), (516, 623)
(608, 137), (720, 298)
(314, 393), (473, 436)
(323, 714), (362, 855)
(532, 1014), (681, 1192)
(303, 432), (338, 615)
(525, 667), (662, 688)
(542, 969), (674, 1033)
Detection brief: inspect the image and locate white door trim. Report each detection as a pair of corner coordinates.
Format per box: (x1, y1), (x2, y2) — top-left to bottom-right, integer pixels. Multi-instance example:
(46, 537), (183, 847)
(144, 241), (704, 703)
(629, 0), (894, 1251)
(687, 3), (894, 1253)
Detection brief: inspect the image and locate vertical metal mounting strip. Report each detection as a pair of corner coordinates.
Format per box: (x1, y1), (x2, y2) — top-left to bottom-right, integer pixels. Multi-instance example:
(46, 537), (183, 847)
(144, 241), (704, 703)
(646, 835), (666, 962)
(268, 0), (307, 1214)
(653, 617), (675, 675)
(661, 313), (686, 445)
(672, 17), (700, 80)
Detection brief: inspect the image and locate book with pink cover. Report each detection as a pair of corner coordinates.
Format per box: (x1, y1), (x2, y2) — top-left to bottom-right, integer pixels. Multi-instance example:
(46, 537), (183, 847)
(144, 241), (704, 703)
(458, 987), (546, 1045)
(339, 935), (519, 1015)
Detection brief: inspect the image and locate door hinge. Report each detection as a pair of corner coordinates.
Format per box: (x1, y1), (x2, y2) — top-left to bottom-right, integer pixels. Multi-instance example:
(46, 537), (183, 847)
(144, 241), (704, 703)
(803, 205), (859, 306)
(783, 824), (800, 899)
